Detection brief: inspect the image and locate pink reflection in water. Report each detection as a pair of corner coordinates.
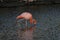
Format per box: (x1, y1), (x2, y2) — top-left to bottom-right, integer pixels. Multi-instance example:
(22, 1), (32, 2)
(21, 30), (33, 40)
(17, 29), (34, 40)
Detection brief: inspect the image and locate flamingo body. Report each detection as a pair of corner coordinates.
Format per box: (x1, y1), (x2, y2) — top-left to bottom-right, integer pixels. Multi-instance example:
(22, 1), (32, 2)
(17, 12), (32, 20)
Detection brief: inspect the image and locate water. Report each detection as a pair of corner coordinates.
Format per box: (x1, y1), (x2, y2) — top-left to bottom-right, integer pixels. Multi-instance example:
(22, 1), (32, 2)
(17, 30), (33, 40)
(0, 4), (60, 40)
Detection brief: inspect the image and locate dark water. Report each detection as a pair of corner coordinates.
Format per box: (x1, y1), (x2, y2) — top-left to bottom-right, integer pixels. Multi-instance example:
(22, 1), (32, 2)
(0, 4), (60, 40)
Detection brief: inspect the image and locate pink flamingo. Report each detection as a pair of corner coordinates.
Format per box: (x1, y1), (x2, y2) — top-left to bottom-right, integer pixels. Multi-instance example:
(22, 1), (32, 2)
(16, 12), (33, 23)
(16, 12), (37, 40)
(16, 12), (37, 30)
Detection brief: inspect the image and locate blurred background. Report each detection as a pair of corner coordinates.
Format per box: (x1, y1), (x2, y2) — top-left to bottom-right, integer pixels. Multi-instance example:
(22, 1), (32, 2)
(0, 0), (60, 7)
(0, 0), (60, 40)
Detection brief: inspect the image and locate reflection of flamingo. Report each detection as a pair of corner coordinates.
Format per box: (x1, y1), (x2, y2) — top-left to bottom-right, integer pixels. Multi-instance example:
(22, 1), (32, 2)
(16, 12), (37, 40)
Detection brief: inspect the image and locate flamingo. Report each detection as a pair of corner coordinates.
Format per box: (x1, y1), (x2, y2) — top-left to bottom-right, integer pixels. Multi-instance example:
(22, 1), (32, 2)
(16, 12), (37, 31)
(16, 12), (37, 40)
(16, 12), (33, 23)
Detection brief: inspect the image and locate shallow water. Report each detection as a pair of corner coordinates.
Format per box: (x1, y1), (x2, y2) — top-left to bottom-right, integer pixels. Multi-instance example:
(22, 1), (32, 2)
(0, 5), (60, 40)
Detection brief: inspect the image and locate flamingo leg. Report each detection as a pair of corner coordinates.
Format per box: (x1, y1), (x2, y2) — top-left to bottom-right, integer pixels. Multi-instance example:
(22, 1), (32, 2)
(25, 20), (28, 30)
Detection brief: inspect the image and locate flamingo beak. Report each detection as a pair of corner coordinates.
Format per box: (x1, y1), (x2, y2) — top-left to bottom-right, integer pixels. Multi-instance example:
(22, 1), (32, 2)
(16, 16), (23, 19)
